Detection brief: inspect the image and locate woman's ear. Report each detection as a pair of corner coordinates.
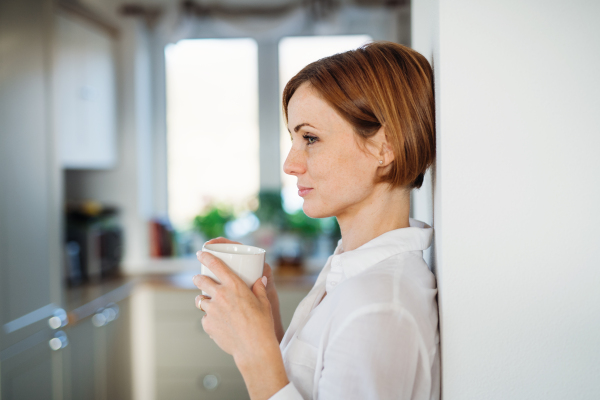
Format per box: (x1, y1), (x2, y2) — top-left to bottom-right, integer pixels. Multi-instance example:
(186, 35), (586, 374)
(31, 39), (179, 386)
(371, 127), (395, 166)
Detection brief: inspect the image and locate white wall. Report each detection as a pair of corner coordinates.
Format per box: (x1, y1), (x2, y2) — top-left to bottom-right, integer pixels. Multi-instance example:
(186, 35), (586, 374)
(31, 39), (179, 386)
(410, 0), (437, 270)
(412, 0), (600, 398)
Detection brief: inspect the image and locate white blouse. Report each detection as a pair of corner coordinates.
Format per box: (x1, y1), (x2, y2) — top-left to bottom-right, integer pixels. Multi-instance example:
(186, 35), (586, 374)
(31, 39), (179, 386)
(269, 218), (440, 400)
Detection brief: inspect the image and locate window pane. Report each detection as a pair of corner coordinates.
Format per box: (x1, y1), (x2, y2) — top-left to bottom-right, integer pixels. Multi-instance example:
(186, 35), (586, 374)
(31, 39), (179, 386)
(278, 35), (372, 213)
(166, 38), (259, 227)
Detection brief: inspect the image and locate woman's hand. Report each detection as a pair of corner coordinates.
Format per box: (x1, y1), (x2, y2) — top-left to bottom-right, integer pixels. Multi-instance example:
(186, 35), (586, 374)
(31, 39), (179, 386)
(204, 237), (285, 342)
(193, 250), (275, 358)
(193, 250), (289, 399)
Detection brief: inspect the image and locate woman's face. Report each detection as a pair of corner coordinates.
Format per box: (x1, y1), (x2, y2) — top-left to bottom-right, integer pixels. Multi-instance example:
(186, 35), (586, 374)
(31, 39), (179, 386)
(283, 82), (381, 219)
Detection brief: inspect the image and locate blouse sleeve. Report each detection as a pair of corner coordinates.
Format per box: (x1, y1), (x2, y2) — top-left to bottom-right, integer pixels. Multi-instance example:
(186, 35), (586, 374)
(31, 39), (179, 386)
(317, 307), (428, 400)
(268, 382), (305, 400)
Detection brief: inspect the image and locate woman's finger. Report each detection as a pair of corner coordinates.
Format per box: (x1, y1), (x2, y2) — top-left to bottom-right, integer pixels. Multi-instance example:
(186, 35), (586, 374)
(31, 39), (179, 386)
(192, 274), (219, 297)
(197, 251), (238, 286)
(252, 276), (270, 307)
(201, 314), (213, 338)
(195, 294), (211, 313)
(205, 237), (242, 245)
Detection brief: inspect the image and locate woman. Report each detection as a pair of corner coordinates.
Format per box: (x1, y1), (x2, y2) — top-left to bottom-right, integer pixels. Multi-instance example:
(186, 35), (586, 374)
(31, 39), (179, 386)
(193, 41), (438, 399)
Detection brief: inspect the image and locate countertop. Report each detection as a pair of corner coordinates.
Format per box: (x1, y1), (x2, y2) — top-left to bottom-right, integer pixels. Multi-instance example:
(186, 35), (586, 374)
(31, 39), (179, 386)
(64, 263), (318, 326)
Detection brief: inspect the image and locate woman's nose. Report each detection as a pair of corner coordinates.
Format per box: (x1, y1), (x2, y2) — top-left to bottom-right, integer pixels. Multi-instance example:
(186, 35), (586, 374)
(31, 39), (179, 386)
(283, 147), (306, 176)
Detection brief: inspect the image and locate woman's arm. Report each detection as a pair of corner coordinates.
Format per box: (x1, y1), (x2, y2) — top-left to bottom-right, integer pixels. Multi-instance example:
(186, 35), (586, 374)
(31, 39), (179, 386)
(235, 339), (290, 399)
(193, 251), (289, 399)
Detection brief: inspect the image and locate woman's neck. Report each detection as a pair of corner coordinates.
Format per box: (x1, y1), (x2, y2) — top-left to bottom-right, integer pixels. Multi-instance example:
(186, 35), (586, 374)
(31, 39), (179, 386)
(336, 185), (411, 252)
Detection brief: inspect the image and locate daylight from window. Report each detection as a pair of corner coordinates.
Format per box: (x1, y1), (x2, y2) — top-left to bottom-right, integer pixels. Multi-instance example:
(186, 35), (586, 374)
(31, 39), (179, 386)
(165, 38), (259, 228)
(278, 35), (373, 213)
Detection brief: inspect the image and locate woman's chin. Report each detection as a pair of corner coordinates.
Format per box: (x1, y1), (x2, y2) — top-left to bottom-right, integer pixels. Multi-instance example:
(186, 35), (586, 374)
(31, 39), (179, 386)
(302, 202), (333, 219)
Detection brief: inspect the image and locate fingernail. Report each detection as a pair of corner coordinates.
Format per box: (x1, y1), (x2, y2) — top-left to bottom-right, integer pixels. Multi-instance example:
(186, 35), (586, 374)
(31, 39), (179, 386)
(196, 251), (201, 257)
(261, 276), (267, 287)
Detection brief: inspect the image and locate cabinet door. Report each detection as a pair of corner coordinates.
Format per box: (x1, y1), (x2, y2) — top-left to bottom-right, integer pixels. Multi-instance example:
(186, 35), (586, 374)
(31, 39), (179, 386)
(89, 300), (133, 400)
(105, 299), (132, 400)
(0, 330), (57, 400)
(0, 0), (62, 350)
(63, 300), (132, 400)
(53, 12), (117, 169)
(278, 287), (312, 331)
(62, 317), (97, 400)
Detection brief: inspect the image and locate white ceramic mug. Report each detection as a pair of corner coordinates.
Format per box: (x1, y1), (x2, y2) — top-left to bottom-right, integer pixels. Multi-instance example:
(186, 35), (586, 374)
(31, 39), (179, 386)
(200, 243), (266, 295)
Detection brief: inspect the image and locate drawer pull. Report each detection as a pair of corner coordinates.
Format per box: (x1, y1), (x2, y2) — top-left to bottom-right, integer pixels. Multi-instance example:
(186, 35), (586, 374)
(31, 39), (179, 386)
(202, 374), (219, 391)
(49, 331), (69, 351)
(92, 303), (120, 327)
(48, 308), (68, 330)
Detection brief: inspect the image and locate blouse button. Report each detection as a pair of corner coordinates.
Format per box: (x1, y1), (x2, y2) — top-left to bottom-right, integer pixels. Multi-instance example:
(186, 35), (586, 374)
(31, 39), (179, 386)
(330, 281), (337, 286)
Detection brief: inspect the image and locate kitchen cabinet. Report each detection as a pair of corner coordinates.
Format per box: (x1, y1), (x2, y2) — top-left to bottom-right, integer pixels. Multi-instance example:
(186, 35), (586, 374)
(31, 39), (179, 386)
(2, 1), (128, 398)
(152, 289), (250, 400)
(64, 318), (96, 400)
(0, 0), (68, 399)
(1, 297), (132, 400)
(0, 331), (57, 400)
(53, 11), (117, 169)
(0, 0), (63, 352)
(105, 299), (133, 400)
(278, 287), (312, 331)
(61, 299), (131, 400)
(133, 283), (311, 400)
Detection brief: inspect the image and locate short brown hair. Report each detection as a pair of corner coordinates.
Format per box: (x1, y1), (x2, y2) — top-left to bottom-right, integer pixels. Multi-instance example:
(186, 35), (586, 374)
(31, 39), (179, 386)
(282, 41), (435, 189)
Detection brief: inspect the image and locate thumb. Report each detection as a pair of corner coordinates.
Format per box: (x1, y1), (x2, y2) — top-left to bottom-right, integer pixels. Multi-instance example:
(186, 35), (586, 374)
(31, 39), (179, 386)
(252, 276), (269, 305)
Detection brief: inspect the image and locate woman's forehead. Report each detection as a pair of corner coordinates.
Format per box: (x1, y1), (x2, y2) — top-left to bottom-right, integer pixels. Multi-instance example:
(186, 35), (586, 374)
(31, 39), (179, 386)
(287, 84), (342, 131)
(288, 83), (322, 114)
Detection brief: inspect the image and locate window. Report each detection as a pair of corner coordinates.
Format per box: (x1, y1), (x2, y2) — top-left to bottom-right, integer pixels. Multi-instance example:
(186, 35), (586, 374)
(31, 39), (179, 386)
(165, 38), (259, 228)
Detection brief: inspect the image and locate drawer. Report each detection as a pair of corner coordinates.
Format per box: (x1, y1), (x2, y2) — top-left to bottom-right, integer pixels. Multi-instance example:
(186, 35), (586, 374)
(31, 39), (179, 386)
(156, 366), (249, 400)
(153, 289), (199, 312)
(151, 287), (310, 369)
(155, 313), (236, 368)
(151, 285), (310, 320)
(277, 288), (311, 330)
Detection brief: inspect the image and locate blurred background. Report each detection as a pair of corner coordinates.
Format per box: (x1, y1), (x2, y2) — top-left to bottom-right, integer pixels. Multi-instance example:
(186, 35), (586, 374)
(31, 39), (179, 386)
(56, 0), (407, 275)
(3, 0), (600, 399)
(0, 0), (411, 399)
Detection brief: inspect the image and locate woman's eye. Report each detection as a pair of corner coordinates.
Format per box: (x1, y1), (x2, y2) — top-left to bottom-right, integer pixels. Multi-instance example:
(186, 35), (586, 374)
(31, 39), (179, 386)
(303, 135), (318, 145)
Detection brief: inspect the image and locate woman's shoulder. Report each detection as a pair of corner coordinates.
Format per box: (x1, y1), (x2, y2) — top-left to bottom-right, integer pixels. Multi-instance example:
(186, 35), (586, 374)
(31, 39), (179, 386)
(327, 251), (438, 333)
(339, 250), (436, 298)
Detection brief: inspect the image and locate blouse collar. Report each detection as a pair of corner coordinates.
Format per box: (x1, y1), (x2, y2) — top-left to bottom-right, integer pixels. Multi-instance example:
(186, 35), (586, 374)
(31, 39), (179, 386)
(325, 218), (433, 293)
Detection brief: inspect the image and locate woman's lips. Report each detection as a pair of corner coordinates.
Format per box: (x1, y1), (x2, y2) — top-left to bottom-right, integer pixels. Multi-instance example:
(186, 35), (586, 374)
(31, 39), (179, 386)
(298, 186), (313, 197)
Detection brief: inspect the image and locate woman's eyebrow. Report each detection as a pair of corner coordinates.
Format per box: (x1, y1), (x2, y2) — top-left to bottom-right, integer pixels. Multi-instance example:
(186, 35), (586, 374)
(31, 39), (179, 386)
(290, 122), (317, 133)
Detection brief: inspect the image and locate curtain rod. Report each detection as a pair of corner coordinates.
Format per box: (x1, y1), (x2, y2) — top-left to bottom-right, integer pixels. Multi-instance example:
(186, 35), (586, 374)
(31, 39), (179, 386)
(181, 0), (408, 20)
(57, 0), (120, 38)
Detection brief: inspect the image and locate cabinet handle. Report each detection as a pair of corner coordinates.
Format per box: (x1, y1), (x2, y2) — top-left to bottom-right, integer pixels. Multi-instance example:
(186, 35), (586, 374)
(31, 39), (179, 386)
(49, 331), (69, 351)
(48, 308), (68, 330)
(92, 303), (120, 327)
(201, 374), (219, 391)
